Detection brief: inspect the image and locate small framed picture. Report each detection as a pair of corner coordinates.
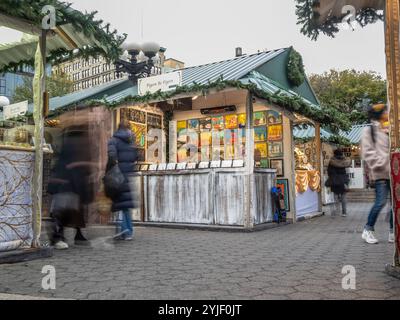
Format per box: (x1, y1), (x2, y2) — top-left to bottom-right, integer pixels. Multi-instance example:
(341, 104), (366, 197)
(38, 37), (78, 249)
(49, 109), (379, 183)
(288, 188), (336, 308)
(268, 141), (283, 158)
(270, 159), (284, 177)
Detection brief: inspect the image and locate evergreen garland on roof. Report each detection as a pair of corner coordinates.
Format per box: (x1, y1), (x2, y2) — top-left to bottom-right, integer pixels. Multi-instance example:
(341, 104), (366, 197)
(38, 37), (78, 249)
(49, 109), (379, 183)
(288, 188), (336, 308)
(0, 0), (126, 72)
(48, 77), (351, 131)
(295, 0), (384, 41)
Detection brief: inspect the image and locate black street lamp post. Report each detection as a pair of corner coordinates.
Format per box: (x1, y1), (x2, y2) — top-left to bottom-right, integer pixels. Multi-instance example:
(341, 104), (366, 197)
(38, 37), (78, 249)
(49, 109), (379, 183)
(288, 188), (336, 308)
(115, 42), (161, 84)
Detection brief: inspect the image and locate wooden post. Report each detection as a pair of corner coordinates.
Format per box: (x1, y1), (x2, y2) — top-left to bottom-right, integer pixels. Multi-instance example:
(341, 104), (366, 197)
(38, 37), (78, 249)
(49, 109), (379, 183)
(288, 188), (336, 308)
(385, 0), (400, 268)
(315, 122), (323, 212)
(244, 91), (254, 229)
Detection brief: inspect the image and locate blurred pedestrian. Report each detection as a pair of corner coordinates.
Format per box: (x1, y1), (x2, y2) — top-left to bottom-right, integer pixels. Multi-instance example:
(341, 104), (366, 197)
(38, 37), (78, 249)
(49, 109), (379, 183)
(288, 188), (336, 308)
(48, 124), (96, 250)
(107, 119), (138, 241)
(327, 149), (351, 217)
(361, 103), (394, 244)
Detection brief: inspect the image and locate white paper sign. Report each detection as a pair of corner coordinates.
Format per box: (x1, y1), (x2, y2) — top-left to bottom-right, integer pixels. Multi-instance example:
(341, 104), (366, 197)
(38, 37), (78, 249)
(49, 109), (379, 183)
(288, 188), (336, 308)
(221, 160), (233, 168)
(198, 162), (209, 169)
(158, 163), (167, 171)
(166, 163), (177, 170)
(149, 164), (158, 171)
(187, 163), (197, 169)
(3, 100), (28, 120)
(176, 163), (187, 170)
(138, 71), (182, 96)
(232, 160), (244, 167)
(210, 160), (221, 168)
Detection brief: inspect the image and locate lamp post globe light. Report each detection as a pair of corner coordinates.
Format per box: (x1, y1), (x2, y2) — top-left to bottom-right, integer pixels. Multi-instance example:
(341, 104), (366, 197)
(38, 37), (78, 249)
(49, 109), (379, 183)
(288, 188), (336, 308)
(116, 41), (161, 84)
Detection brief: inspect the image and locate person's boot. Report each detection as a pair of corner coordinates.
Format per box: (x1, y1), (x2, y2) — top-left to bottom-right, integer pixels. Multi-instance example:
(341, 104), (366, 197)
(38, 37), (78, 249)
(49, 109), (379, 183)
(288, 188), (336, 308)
(74, 228), (90, 246)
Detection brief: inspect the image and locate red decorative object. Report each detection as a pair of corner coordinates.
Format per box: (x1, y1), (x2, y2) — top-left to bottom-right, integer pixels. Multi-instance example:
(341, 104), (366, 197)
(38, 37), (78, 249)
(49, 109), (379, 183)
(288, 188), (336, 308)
(391, 152), (400, 260)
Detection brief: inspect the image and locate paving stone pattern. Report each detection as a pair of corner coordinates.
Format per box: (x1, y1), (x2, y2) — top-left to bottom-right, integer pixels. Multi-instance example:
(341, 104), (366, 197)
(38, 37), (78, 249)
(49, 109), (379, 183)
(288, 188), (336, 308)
(0, 203), (399, 300)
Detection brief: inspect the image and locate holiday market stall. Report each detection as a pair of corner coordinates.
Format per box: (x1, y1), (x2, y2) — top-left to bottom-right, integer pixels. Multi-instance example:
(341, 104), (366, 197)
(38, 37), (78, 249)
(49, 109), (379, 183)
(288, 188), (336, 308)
(52, 47), (349, 228)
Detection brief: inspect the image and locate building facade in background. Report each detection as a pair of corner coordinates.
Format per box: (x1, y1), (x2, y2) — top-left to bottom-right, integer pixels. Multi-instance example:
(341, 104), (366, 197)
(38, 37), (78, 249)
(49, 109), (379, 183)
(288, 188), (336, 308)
(0, 72), (28, 103)
(53, 47), (184, 92)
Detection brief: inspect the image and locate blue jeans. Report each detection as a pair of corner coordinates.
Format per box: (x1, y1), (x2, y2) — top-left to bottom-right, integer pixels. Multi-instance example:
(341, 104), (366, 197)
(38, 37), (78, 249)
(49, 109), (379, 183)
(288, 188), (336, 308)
(365, 180), (394, 232)
(120, 209), (133, 237)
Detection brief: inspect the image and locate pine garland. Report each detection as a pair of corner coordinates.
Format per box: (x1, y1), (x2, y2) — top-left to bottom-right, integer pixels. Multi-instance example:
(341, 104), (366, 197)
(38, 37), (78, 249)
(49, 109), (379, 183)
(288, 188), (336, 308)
(295, 0), (384, 40)
(0, 0), (126, 72)
(46, 77), (351, 131)
(287, 47), (305, 87)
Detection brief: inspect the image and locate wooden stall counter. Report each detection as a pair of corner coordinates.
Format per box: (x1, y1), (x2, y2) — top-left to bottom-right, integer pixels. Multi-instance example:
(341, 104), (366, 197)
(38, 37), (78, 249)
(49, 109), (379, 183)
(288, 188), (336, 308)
(129, 165), (277, 229)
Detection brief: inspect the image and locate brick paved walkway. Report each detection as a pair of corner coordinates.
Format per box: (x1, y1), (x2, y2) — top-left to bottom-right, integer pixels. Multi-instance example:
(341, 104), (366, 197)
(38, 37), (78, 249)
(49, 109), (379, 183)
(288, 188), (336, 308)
(0, 202), (399, 300)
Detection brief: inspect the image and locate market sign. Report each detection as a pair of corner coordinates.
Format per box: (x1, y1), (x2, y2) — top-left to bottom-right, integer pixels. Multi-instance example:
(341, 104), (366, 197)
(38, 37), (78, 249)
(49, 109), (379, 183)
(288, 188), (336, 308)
(138, 71), (182, 96)
(3, 100), (28, 120)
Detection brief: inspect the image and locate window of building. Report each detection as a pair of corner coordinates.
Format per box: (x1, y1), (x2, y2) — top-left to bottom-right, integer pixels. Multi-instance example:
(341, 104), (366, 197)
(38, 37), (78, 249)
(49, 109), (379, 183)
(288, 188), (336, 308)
(0, 79), (6, 95)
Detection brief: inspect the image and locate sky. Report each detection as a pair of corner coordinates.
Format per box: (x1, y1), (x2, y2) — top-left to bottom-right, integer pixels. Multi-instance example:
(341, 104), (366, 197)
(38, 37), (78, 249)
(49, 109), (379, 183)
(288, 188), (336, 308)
(0, 0), (387, 77)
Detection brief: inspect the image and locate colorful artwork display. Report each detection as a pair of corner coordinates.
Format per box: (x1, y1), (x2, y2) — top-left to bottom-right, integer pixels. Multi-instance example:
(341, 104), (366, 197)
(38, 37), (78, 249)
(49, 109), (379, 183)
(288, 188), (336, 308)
(225, 115), (238, 129)
(238, 114), (246, 128)
(254, 127), (267, 142)
(268, 124), (283, 141)
(267, 110), (283, 124)
(212, 116), (224, 130)
(130, 123), (146, 148)
(188, 119), (200, 131)
(177, 120), (187, 134)
(269, 141), (283, 158)
(255, 142), (268, 158)
(200, 118), (212, 131)
(253, 111), (267, 126)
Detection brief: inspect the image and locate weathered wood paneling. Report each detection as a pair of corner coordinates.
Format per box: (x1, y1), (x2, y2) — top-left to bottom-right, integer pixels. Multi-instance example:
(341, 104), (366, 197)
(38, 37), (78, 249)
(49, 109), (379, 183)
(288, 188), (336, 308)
(253, 171), (275, 225)
(146, 173), (212, 224)
(214, 173), (245, 226)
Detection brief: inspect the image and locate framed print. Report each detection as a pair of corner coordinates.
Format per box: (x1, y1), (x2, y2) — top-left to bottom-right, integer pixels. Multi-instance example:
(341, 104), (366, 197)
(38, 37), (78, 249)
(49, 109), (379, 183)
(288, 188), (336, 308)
(212, 116), (224, 130)
(253, 111), (267, 126)
(147, 113), (162, 128)
(268, 124), (283, 141)
(121, 108), (146, 124)
(225, 114), (238, 129)
(260, 158), (270, 168)
(188, 119), (200, 131)
(255, 142), (268, 158)
(200, 118), (212, 131)
(268, 141), (283, 158)
(238, 114), (246, 128)
(276, 179), (290, 211)
(177, 120), (187, 134)
(270, 159), (284, 177)
(130, 123), (146, 148)
(267, 110), (282, 125)
(200, 131), (212, 147)
(254, 126), (267, 142)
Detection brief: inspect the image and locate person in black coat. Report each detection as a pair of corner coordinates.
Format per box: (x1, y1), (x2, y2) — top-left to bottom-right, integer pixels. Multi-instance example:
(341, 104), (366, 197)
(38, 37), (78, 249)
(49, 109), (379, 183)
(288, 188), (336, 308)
(48, 125), (96, 249)
(107, 119), (138, 240)
(327, 149), (351, 217)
